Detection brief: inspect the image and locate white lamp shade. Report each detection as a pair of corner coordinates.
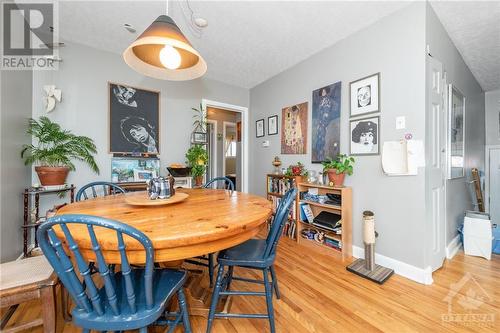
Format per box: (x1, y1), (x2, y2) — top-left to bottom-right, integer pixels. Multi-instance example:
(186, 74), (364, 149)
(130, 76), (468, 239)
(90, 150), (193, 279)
(123, 15), (207, 81)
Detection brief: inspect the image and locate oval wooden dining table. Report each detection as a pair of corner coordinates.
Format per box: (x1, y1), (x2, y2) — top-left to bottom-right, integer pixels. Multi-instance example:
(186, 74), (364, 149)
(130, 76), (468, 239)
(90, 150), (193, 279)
(55, 188), (272, 316)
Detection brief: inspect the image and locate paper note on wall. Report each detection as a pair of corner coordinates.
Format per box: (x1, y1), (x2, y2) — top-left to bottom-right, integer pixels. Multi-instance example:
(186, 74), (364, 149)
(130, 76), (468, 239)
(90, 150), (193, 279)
(382, 140), (425, 176)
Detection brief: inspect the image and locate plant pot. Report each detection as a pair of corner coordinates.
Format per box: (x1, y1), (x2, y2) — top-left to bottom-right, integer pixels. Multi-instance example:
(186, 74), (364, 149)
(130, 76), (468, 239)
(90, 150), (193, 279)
(194, 176), (204, 187)
(326, 169), (346, 187)
(35, 166), (70, 186)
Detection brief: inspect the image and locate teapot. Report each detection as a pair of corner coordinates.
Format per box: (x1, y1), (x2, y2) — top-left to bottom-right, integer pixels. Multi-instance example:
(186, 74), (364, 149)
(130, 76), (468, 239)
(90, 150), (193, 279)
(146, 176), (175, 200)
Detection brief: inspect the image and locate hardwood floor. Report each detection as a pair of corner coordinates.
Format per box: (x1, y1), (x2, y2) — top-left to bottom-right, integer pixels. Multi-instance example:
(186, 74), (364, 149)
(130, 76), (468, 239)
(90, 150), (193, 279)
(3, 236), (499, 332)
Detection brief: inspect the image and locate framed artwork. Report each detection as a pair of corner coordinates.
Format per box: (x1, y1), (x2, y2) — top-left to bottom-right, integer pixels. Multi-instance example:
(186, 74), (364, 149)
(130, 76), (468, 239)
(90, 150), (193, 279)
(350, 73), (380, 117)
(349, 116), (380, 155)
(281, 102), (308, 154)
(268, 115), (278, 135)
(236, 121), (241, 142)
(256, 119), (265, 138)
(111, 158), (160, 183)
(312, 81), (341, 163)
(109, 82), (160, 155)
(192, 131), (207, 144)
(448, 84), (465, 179)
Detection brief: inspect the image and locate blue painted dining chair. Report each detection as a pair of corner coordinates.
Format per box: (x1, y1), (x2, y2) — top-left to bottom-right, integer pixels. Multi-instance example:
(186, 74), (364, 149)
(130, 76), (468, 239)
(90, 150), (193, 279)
(185, 177), (235, 287)
(37, 214), (192, 333)
(76, 181), (125, 202)
(206, 188), (297, 333)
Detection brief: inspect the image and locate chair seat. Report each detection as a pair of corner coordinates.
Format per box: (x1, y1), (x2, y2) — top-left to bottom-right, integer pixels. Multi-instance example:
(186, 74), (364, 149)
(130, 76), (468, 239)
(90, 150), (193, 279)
(0, 255), (55, 292)
(73, 268), (186, 331)
(218, 239), (275, 268)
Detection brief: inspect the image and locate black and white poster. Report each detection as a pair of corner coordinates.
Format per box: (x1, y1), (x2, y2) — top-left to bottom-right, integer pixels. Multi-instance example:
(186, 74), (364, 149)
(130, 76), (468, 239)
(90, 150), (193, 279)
(350, 73), (380, 117)
(109, 83), (159, 154)
(349, 116), (380, 155)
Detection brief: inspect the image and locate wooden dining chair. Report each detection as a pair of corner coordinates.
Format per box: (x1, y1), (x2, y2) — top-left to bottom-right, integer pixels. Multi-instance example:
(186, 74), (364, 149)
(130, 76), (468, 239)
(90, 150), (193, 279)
(0, 255), (58, 333)
(185, 177), (235, 287)
(37, 214), (192, 333)
(75, 181), (125, 202)
(206, 188), (296, 333)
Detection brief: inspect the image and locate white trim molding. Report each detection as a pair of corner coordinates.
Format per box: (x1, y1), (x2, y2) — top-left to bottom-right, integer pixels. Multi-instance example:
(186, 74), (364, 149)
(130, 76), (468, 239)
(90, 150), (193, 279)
(352, 246), (434, 285)
(445, 235), (461, 260)
(206, 119), (217, 180)
(202, 99), (249, 193)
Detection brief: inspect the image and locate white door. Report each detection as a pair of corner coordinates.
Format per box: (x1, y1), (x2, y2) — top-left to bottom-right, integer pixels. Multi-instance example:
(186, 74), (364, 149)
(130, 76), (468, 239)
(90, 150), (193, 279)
(490, 149), (500, 226)
(426, 55), (446, 271)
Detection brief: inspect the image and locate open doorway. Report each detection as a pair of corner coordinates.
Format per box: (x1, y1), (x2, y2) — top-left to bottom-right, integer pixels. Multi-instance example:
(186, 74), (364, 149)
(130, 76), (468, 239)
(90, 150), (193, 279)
(206, 107), (242, 191)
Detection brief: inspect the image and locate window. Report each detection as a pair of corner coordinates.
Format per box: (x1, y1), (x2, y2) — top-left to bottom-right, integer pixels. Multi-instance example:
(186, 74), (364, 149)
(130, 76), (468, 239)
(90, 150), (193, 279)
(225, 135), (236, 157)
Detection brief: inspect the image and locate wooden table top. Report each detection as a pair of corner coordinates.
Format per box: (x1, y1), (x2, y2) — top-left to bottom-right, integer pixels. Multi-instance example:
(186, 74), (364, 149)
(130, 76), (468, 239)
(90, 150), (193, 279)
(56, 188), (272, 263)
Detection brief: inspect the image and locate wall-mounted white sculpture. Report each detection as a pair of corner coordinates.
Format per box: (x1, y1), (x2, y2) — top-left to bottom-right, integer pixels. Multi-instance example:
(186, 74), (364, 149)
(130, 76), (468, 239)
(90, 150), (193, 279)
(43, 85), (62, 112)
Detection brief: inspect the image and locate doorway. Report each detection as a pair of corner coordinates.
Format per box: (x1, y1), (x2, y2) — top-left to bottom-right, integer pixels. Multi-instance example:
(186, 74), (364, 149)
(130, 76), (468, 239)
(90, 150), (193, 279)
(486, 146), (500, 225)
(204, 100), (246, 192)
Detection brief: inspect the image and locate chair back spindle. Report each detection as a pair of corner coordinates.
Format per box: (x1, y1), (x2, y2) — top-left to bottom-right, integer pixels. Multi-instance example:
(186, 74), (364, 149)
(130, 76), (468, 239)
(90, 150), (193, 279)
(264, 188), (296, 258)
(37, 214), (155, 316)
(76, 181), (125, 202)
(203, 177), (235, 192)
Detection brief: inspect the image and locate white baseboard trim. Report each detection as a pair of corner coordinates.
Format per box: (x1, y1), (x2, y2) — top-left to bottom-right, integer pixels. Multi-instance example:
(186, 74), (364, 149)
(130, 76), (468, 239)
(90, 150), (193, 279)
(445, 235), (461, 259)
(352, 246), (434, 285)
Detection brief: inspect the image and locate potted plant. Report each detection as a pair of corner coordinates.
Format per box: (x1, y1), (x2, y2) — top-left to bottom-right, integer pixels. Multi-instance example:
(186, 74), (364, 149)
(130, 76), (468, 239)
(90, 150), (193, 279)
(322, 154), (355, 186)
(21, 116), (99, 186)
(284, 162), (309, 182)
(185, 144), (208, 186)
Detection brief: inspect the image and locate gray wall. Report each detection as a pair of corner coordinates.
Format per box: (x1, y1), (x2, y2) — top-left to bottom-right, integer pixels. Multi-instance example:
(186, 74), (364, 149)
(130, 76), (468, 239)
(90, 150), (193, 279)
(31, 42), (248, 210)
(0, 69), (33, 262)
(426, 4), (485, 245)
(249, 2), (428, 268)
(485, 89), (500, 145)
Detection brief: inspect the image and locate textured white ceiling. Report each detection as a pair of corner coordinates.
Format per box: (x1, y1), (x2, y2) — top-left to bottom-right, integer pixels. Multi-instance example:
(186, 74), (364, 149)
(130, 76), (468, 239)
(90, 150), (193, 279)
(56, 1), (411, 88)
(430, 1), (500, 92)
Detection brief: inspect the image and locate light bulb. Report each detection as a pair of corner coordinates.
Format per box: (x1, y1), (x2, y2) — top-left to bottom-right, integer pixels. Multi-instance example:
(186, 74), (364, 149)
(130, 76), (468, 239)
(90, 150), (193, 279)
(159, 45), (181, 69)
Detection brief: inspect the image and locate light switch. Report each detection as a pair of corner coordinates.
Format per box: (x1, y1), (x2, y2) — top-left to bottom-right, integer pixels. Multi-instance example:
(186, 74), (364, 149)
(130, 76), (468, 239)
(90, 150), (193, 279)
(262, 140), (270, 147)
(396, 116), (406, 130)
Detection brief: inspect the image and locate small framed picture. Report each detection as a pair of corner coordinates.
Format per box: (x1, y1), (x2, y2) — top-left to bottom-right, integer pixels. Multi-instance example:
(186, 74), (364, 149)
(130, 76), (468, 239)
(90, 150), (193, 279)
(256, 119), (265, 138)
(350, 73), (380, 117)
(268, 115), (278, 135)
(192, 131), (207, 144)
(133, 169), (157, 181)
(350, 116), (380, 155)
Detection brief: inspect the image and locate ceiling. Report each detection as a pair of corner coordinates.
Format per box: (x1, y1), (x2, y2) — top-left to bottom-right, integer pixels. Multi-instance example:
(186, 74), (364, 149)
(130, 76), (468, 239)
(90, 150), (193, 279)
(430, 1), (500, 92)
(56, 1), (411, 88)
(55, 1), (499, 91)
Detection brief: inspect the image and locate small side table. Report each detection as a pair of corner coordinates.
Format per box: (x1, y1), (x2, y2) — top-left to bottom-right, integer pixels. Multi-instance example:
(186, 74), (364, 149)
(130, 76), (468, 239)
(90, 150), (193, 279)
(23, 185), (75, 258)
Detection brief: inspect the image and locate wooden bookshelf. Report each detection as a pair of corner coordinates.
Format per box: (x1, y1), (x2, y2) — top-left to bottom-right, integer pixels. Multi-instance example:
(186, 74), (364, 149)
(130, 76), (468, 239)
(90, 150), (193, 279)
(266, 174), (303, 240)
(296, 183), (352, 259)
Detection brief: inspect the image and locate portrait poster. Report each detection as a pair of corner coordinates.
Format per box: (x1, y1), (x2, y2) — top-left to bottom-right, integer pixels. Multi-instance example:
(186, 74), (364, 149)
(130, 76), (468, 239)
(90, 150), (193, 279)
(350, 73), (380, 117)
(109, 83), (160, 154)
(312, 82), (341, 163)
(281, 102), (308, 154)
(349, 116), (380, 155)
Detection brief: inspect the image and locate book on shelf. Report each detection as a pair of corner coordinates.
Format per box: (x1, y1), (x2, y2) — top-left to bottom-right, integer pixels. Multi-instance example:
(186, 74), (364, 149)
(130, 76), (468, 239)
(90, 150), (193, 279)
(324, 236), (342, 250)
(267, 176), (295, 195)
(268, 195), (296, 239)
(299, 203), (314, 223)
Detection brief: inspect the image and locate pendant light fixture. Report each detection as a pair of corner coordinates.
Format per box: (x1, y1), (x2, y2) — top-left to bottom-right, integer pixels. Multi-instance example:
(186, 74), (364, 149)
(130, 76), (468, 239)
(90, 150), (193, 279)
(123, 0), (207, 81)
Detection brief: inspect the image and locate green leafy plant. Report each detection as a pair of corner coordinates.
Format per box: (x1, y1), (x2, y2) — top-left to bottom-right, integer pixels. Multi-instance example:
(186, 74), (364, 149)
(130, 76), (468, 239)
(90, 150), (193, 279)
(322, 154), (355, 175)
(21, 116), (99, 173)
(284, 162), (309, 177)
(185, 144), (208, 177)
(192, 103), (206, 132)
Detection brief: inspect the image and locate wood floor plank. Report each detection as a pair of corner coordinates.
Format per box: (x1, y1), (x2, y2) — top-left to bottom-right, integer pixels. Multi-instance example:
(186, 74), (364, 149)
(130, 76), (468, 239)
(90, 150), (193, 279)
(2, 235), (498, 332)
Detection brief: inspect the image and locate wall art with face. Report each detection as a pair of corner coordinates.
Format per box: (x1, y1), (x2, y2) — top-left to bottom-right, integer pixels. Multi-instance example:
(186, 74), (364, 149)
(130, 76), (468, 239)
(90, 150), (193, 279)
(350, 73), (380, 117)
(281, 102), (308, 154)
(109, 83), (160, 154)
(350, 116), (380, 155)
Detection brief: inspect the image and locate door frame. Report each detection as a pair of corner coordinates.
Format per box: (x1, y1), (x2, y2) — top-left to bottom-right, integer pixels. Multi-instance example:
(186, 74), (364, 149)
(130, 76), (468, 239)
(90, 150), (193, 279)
(202, 99), (249, 193)
(485, 145), (500, 213)
(206, 119), (217, 181)
(222, 121), (237, 177)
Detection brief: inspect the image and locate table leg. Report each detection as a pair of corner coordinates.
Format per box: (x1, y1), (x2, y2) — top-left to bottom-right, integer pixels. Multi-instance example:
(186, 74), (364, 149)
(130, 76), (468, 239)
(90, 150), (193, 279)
(159, 260), (232, 317)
